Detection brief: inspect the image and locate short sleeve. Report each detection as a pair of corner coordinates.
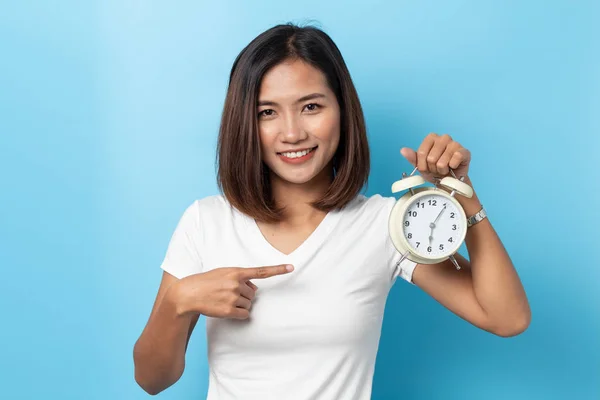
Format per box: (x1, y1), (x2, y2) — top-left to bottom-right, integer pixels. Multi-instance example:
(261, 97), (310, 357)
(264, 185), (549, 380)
(381, 195), (418, 285)
(390, 246), (418, 284)
(159, 200), (204, 279)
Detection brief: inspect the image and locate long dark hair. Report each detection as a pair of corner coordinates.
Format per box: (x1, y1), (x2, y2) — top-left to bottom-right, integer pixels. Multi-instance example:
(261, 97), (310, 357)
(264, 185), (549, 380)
(216, 23), (370, 223)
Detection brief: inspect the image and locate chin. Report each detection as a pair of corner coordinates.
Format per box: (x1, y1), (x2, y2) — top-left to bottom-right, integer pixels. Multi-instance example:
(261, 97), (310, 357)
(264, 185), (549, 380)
(271, 169), (319, 185)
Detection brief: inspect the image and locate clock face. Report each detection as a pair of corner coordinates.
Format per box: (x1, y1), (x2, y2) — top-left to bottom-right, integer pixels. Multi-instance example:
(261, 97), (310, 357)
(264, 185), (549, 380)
(402, 193), (464, 259)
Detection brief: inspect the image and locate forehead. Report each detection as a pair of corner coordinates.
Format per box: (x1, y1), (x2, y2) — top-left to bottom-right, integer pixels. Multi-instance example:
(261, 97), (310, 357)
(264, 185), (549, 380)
(259, 59), (330, 99)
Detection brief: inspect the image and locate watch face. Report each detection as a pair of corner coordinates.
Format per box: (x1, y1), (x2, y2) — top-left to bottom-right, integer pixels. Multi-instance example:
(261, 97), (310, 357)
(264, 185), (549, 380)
(402, 192), (464, 259)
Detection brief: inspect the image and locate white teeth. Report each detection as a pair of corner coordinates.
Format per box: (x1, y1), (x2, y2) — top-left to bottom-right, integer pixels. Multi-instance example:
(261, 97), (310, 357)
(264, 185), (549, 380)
(281, 147), (315, 159)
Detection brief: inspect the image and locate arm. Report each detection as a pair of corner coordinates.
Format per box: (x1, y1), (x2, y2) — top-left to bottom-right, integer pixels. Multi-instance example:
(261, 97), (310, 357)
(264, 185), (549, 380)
(412, 175), (531, 337)
(400, 133), (531, 337)
(132, 264), (292, 394)
(133, 271), (199, 395)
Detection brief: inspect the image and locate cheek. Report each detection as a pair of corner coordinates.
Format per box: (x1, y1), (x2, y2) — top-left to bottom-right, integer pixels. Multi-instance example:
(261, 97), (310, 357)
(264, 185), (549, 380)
(310, 112), (340, 143)
(259, 125), (278, 152)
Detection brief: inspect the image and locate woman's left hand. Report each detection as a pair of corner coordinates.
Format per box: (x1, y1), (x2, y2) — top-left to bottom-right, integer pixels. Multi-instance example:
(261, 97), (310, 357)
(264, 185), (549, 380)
(400, 133), (471, 184)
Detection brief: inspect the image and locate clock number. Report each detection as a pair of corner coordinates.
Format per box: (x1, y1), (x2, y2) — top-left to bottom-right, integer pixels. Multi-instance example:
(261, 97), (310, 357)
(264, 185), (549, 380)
(427, 246), (432, 253)
(450, 212), (455, 218)
(416, 202), (424, 208)
(428, 199), (437, 206)
(416, 242), (420, 248)
(439, 244), (444, 251)
(408, 211), (418, 217)
(407, 233), (412, 239)
(452, 224), (457, 230)
(448, 237), (453, 243)
(404, 221), (410, 227)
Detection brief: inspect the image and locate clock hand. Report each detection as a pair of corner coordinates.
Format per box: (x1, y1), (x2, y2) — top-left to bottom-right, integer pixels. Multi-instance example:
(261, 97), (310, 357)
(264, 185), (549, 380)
(428, 204), (447, 246)
(433, 204), (447, 226)
(428, 224), (434, 245)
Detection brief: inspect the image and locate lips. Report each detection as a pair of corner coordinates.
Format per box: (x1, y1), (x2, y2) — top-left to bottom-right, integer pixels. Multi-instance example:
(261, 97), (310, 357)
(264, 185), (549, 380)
(277, 146), (318, 155)
(277, 146), (318, 164)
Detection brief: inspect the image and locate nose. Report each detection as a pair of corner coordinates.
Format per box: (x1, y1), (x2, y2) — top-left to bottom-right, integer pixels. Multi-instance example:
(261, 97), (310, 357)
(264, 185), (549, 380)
(281, 113), (308, 143)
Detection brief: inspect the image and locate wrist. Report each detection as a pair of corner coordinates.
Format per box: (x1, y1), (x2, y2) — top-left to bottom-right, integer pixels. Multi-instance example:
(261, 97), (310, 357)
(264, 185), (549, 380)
(165, 278), (197, 318)
(458, 193), (482, 216)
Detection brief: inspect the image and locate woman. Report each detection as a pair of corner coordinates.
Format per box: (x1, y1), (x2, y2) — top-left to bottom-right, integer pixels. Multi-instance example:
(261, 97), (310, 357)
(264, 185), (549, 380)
(133, 23), (531, 399)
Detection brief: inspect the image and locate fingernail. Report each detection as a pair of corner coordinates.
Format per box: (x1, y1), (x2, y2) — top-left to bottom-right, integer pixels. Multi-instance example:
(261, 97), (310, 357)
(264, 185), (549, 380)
(285, 264), (294, 272)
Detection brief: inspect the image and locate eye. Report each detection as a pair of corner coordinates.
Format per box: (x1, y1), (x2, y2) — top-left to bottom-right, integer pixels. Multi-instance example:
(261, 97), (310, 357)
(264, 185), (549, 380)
(303, 103), (321, 112)
(258, 109), (275, 118)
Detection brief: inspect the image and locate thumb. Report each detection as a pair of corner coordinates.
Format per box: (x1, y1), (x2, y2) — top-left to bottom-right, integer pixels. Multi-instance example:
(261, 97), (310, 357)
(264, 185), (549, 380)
(400, 147), (417, 166)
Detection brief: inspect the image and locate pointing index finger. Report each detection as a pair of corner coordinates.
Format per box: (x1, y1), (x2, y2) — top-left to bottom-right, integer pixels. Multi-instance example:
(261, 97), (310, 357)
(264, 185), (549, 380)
(239, 264), (294, 280)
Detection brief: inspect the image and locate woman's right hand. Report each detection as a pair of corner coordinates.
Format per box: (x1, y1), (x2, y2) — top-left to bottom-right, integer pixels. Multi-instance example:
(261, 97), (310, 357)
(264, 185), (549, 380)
(171, 264), (294, 320)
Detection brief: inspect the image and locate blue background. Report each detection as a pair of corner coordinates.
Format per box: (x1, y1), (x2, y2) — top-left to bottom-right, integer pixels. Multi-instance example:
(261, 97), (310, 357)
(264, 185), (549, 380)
(1, 1), (598, 399)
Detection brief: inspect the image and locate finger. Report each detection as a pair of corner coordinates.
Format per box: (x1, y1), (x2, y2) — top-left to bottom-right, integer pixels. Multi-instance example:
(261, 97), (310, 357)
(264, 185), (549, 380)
(239, 283), (256, 301)
(239, 264), (294, 280)
(436, 141), (460, 176)
(449, 148), (469, 170)
(229, 308), (250, 320)
(427, 134), (452, 175)
(235, 296), (252, 310)
(247, 281), (259, 291)
(400, 147), (417, 167)
(416, 133), (437, 174)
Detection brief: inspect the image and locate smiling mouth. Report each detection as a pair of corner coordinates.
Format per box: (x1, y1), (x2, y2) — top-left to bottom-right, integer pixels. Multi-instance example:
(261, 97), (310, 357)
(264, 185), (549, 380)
(277, 146), (318, 159)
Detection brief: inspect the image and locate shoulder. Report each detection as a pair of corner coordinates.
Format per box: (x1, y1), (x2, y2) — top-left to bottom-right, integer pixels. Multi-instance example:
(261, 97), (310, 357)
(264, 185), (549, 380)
(186, 194), (246, 231)
(341, 193), (397, 216)
(334, 193), (398, 230)
(193, 193), (229, 211)
(171, 194), (232, 229)
(186, 194), (236, 219)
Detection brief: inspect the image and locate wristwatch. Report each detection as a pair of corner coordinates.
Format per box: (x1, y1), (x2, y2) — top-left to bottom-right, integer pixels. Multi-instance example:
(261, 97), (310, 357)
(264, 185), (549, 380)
(467, 206), (487, 228)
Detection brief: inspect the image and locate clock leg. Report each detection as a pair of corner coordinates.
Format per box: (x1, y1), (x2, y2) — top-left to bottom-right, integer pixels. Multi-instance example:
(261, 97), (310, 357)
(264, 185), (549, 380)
(402, 172), (415, 196)
(449, 255), (461, 270)
(398, 251), (409, 265)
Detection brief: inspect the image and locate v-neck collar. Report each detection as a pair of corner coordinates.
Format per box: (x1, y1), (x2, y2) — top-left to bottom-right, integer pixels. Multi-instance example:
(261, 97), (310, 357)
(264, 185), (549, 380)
(241, 207), (342, 261)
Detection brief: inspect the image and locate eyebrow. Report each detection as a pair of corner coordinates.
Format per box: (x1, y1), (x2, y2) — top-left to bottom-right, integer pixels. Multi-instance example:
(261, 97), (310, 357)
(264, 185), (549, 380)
(257, 92), (326, 107)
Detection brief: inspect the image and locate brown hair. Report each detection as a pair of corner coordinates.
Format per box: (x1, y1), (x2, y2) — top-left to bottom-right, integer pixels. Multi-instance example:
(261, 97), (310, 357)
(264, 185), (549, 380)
(216, 23), (370, 223)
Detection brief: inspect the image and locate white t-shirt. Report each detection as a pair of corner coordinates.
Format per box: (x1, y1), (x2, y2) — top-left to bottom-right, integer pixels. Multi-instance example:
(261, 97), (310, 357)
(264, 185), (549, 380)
(160, 193), (418, 400)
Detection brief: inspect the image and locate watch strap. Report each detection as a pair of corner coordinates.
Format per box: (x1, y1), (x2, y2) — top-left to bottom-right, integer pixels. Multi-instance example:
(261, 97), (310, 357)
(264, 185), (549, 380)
(467, 206), (487, 228)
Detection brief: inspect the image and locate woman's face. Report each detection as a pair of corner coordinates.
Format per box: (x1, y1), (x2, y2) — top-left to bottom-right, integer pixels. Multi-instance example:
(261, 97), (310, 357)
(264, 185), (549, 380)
(257, 59), (341, 186)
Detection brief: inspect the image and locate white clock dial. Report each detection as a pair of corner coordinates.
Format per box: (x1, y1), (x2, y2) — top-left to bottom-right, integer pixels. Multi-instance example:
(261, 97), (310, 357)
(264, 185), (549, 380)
(401, 193), (464, 258)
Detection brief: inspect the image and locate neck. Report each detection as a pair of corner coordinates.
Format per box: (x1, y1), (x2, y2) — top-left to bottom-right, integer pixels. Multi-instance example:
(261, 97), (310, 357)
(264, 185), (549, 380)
(269, 167), (333, 226)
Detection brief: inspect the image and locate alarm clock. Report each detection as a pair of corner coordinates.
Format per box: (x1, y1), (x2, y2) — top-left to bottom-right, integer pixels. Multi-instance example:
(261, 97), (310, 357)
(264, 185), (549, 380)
(388, 167), (474, 270)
